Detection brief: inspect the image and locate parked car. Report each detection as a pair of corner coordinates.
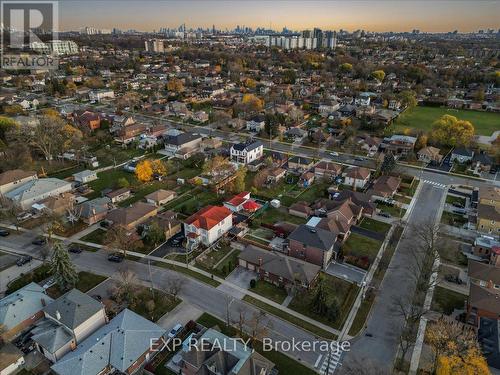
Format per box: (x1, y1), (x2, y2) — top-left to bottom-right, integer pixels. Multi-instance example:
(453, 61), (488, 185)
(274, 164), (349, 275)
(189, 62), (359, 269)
(16, 255), (33, 267)
(0, 229), (10, 237)
(167, 323), (183, 339)
(452, 202), (465, 209)
(329, 151), (339, 157)
(100, 220), (111, 228)
(42, 277), (56, 289)
(108, 253), (124, 263)
(92, 294), (102, 301)
(379, 211), (391, 218)
(68, 246), (82, 254)
(354, 156), (364, 161)
(31, 238), (46, 246)
(445, 274), (463, 284)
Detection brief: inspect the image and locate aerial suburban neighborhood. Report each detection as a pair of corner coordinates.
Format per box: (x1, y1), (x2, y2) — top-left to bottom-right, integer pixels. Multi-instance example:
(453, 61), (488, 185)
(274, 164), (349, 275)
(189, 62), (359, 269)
(0, 1), (499, 375)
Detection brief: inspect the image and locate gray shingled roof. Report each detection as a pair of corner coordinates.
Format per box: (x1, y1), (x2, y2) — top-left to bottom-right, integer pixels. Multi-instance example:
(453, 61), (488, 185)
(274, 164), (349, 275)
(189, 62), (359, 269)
(31, 319), (73, 353)
(0, 282), (53, 330)
(288, 224), (337, 251)
(44, 289), (103, 330)
(51, 309), (166, 375)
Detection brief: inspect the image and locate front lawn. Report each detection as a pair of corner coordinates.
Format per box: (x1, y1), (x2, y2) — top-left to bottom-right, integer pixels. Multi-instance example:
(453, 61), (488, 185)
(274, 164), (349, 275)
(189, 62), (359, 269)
(445, 195), (466, 206)
(250, 280), (288, 304)
(87, 169), (136, 199)
(440, 211), (468, 226)
(341, 233), (381, 268)
(6, 264), (52, 294)
(81, 228), (107, 245)
(129, 288), (181, 321)
(377, 202), (406, 218)
(288, 273), (359, 330)
(393, 106), (500, 136)
(358, 218), (391, 234)
(75, 271), (107, 292)
(431, 286), (467, 315)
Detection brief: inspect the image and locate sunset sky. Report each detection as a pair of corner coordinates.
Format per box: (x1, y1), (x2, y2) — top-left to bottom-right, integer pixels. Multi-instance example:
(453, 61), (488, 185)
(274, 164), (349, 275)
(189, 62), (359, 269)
(59, 1), (500, 32)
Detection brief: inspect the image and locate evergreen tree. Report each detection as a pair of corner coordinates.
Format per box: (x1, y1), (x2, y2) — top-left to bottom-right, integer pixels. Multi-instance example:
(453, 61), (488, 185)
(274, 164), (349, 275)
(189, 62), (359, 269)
(50, 242), (78, 291)
(380, 152), (396, 175)
(310, 278), (328, 315)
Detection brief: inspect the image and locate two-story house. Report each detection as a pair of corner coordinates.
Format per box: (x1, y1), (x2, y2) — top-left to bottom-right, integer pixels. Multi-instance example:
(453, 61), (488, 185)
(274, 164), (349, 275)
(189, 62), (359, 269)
(467, 261), (500, 326)
(344, 167), (371, 189)
(230, 140), (264, 165)
(477, 186), (500, 234)
(287, 224), (338, 269)
(164, 132), (203, 159)
(184, 205), (233, 248)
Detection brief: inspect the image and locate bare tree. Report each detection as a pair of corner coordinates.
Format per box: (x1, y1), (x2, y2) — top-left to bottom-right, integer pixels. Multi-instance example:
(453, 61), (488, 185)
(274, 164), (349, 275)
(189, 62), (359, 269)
(235, 307), (247, 337)
(248, 311), (271, 344)
(0, 196), (22, 231)
(165, 275), (185, 298)
(104, 225), (143, 257)
(112, 269), (139, 306)
(66, 199), (82, 225)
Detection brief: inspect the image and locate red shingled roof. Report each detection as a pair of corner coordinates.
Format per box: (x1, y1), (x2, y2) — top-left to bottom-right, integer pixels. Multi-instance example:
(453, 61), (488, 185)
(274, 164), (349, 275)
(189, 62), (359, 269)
(185, 205), (232, 230)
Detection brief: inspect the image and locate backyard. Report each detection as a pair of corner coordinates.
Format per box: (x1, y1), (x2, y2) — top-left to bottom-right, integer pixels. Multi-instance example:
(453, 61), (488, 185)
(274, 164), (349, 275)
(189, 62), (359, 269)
(431, 286), (467, 315)
(341, 232), (382, 268)
(258, 207), (306, 225)
(358, 217), (391, 234)
(441, 211), (468, 227)
(393, 106), (500, 136)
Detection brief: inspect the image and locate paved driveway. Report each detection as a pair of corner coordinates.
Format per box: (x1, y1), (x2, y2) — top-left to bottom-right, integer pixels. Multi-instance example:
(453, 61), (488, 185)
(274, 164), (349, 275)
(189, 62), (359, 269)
(325, 262), (366, 285)
(217, 266), (256, 299)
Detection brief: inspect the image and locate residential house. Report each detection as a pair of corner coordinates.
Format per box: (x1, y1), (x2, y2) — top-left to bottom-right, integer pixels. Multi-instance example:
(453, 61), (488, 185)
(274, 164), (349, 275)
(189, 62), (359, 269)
(0, 343), (25, 375)
(37, 193), (75, 216)
(286, 127), (306, 139)
(149, 210), (181, 240)
(32, 289), (107, 362)
(74, 110), (100, 131)
(51, 309), (166, 375)
(328, 189), (376, 216)
(368, 175), (401, 198)
(0, 283), (53, 340)
(417, 146), (443, 164)
(105, 187), (131, 203)
(179, 327), (275, 375)
(88, 89), (114, 102)
(288, 201), (313, 219)
(358, 136), (381, 155)
(477, 186), (500, 234)
(238, 245), (320, 289)
(467, 261), (500, 326)
(344, 167), (371, 189)
(4, 178), (73, 210)
(223, 192), (261, 213)
(287, 224), (338, 268)
(145, 189), (176, 206)
(73, 170), (97, 184)
(184, 205), (233, 248)
(114, 123), (147, 144)
(379, 135), (417, 157)
(298, 171), (315, 187)
(473, 236), (500, 264)
(266, 167), (287, 184)
(230, 140), (264, 165)
(246, 115), (266, 132)
(106, 202), (158, 230)
(191, 111), (209, 123)
(473, 151), (493, 173)
(318, 100), (340, 117)
(311, 198), (363, 241)
(164, 132), (203, 160)
(451, 147), (474, 164)
(0, 169), (37, 195)
(313, 161), (342, 181)
(288, 156), (313, 173)
(79, 197), (111, 225)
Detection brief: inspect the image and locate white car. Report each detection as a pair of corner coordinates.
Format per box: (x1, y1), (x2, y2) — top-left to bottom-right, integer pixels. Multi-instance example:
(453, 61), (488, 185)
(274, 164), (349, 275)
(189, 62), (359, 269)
(329, 151), (339, 157)
(168, 323), (183, 339)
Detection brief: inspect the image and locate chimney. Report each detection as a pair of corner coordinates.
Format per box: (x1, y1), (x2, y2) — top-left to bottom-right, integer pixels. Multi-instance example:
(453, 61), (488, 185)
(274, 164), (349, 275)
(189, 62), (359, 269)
(56, 310), (61, 320)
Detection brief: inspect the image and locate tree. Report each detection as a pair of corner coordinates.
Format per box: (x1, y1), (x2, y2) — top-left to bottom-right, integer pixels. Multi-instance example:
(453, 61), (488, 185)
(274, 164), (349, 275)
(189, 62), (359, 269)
(371, 70), (385, 82)
(50, 242), (79, 291)
(0, 116), (18, 142)
(144, 221), (165, 247)
(165, 275), (185, 298)
(282, 69), (297, 84)
(229, 167), (247, 193)
(112, 269), (139, 305)
(167, 78), (184, 93)
(427, 318), (489, 375)
(310, 277), (328, 315)
(248, 310), (271, 344)
(380, 152), (396, 174)
(241, 94), (263, 112)
(398, 90), (418, 110)
(431, 115), (475, 147)
(116, 177), (130, 189)
(135, 159), (154, 182)
(252, 169), (269, 188)
(340, 63), (353, 73)
(105, 225), (143, 257)
(3, 104), (24, 116)
(151, 159), (168, 177)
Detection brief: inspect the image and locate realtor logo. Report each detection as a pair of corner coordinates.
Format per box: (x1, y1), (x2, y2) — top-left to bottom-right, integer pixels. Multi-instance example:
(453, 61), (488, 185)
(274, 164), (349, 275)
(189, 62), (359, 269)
(1, 0), (59, 69)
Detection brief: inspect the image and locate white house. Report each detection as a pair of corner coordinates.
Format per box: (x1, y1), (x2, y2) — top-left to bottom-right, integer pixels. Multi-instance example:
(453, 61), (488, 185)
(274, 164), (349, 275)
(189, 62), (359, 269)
(89, 89), (114, 102)
(4, 178), (73, 210)
(72, 170), (97, 184)
(246, 115), (266, 132)
(184, 205), (233, 248)
(0, 169), (37, 195)
(230, 140), (263, 165)
(344, 167), (371, 189)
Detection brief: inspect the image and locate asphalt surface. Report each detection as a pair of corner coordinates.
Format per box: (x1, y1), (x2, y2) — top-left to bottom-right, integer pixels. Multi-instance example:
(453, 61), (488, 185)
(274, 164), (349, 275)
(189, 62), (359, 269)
(339, 182), (446, 373)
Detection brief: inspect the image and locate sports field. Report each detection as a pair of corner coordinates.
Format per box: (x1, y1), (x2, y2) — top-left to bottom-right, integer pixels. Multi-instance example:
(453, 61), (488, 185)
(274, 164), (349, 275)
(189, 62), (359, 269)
(394, 106), (500, 136)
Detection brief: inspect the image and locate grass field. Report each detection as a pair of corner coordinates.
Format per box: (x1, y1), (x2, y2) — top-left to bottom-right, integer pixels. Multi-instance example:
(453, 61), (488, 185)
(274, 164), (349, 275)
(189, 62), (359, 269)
(394, 106), (500, 136)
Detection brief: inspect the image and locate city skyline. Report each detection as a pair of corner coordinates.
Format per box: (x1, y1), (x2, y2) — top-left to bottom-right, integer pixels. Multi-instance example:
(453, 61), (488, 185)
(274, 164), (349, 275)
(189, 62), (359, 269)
(59, 0), (500, 33)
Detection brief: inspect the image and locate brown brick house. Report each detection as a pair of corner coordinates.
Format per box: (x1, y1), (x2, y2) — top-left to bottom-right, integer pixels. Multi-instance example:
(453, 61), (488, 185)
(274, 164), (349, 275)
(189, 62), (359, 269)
(287, 224), (338, 268)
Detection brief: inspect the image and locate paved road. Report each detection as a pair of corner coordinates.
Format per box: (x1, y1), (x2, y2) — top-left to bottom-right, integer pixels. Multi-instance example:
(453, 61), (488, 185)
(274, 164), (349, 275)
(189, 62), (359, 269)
(0, 232), (328, 371)
(339, 182), (447, 373)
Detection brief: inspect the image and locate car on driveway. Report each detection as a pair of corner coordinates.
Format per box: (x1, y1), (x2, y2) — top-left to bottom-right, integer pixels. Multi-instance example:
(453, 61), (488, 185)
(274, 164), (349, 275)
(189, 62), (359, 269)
(16, 255), (32, 266)
(0, 229), (10, 237)
(108, 253), (124, 263)
(379, 211), (391, 218)
(167, 323), (183, 339)
(31, 238), (46, 246)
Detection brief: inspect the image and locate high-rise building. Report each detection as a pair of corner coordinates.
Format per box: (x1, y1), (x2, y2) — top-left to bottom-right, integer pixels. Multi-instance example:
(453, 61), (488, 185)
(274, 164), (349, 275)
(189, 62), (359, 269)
(144, 39), (165, 53)
(30, 40), (79, 55)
